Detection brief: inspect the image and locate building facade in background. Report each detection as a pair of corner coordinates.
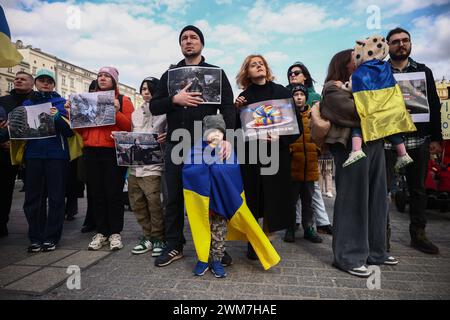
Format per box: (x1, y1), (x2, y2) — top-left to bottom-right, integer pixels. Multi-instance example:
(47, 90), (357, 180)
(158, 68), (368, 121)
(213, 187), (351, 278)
(0, 40), (143, 107)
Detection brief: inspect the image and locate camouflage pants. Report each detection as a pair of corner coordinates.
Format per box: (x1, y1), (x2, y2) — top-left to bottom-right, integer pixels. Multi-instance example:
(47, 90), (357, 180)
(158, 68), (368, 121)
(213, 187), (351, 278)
(210, 213), (228, 262)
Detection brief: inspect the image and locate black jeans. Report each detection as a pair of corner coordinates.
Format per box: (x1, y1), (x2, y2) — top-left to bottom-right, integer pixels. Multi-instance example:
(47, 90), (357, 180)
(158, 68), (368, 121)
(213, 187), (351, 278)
(385, 140), (429, 231)
(0, 153), (18, 228)
(290, 181), (315, 231)
(84, 148), (126, 236)
(23, 159), (68, 244)
(163, 143), (186, 250)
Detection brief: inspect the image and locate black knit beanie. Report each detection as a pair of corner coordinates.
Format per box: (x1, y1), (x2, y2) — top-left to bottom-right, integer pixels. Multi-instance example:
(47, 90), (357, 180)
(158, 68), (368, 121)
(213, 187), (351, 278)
(291, 84), (309, 102)
(179, 25), (205, 46)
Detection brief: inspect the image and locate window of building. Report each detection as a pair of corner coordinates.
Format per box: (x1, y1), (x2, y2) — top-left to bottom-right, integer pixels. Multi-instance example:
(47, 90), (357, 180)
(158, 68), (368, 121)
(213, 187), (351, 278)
(20, 68), (25, 72)
(32, 67), (37, 75)
(84, 83), (89, 92)
(62, 75), (66, 86)
(7, 67), (13, 73)
(62, 91), (66, 98)
(70, 78), (74, 88)
(7, 81), (14, 92)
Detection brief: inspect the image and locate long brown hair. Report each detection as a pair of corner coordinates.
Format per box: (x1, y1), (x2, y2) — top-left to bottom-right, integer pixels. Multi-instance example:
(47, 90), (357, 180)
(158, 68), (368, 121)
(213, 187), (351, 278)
(236, 54), (275, 90)
(325, 49), (354, 83)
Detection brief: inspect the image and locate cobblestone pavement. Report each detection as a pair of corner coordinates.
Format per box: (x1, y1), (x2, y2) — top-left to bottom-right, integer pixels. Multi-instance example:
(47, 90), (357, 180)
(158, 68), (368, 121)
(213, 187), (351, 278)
(1, 182), (450, 300)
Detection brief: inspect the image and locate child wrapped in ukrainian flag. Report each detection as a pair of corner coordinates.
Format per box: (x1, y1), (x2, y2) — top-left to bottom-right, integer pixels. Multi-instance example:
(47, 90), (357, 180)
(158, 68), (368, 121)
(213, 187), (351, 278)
(183, 114), (280, 278)
(341, 34), (417, 171)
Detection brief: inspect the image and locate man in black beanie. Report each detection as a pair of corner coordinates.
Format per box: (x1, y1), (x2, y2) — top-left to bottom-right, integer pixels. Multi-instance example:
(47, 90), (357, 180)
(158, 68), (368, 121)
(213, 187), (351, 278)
(179, 25), (205, 47)
(150, 25), (236, 267)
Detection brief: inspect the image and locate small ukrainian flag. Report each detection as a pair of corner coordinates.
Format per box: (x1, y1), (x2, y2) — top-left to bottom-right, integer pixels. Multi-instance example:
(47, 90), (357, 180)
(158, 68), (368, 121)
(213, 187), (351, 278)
(0, 5), (23, 67)
(352, 59), (416, 142)
(183, 141), (281, 270)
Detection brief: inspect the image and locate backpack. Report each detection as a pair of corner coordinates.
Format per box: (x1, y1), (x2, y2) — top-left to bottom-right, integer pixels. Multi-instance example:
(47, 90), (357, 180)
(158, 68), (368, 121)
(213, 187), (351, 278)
(309, 102), (331, 147)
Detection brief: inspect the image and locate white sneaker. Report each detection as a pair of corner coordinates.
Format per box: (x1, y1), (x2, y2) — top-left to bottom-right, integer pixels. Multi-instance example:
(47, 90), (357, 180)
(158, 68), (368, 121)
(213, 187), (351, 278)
(325, 192), (334, 198)
(394, 153), (413, 172)
(343, 150), (366, 167)
(109, 234), (123, 251)
(88, 233), (109, 251)
(347, 265), (371, 277)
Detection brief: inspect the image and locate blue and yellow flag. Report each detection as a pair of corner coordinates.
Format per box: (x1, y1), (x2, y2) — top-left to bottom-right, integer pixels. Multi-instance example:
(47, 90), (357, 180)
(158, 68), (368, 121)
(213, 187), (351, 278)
(0, 5), (23, 67)
(352, 59), (416, 142)
(183, 141), (280, 270)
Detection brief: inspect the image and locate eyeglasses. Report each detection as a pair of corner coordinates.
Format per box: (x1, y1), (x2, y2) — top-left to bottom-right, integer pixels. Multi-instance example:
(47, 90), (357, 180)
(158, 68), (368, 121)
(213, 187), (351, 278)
(389, 38), (410, 46)
(289, 70), (303, 77)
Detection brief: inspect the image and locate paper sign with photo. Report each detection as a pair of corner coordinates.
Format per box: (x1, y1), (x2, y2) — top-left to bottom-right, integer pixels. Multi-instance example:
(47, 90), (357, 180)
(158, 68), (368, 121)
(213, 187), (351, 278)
(394, 72), (429, 123)
(239, 98), (299, 140)
(8, 102), (56, 140)
(112, 131), (163, 167)
(168, 66), (222, 104)
(69, 90), (116, 129)
(441, 100), (450, 140)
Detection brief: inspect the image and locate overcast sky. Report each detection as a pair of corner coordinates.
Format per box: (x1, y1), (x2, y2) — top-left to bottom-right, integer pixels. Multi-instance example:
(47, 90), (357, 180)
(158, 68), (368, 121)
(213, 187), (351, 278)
(3, 0), (450, 96)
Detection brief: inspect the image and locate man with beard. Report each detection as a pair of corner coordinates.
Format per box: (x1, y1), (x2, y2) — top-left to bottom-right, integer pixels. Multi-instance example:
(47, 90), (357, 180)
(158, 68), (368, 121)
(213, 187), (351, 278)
(385, 27), (443, 254)
(150, 25), (236, 267)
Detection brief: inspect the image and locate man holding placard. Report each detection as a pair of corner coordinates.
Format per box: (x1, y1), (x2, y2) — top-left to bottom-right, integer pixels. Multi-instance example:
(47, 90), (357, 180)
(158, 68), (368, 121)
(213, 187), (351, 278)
(386, 27), (443, 255)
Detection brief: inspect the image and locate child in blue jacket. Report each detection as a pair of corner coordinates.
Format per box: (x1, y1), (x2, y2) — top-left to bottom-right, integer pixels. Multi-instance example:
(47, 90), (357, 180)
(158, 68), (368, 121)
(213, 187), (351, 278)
(21, 69), (74, 252)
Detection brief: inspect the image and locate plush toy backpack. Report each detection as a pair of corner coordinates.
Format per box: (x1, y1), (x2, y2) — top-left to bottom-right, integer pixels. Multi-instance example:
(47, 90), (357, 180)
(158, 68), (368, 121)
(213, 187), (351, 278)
(342, 34), (416, 143)
(343, 34), (388, 91)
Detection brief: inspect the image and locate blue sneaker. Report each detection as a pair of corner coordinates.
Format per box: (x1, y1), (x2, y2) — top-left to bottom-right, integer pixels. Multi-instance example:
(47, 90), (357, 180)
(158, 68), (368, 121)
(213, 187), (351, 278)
(210, 261), (227, 278)
(193, 261), (209, 276)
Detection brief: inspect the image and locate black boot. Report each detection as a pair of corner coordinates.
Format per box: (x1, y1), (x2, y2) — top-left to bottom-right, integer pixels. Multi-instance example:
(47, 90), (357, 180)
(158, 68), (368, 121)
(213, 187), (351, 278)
(0, 224), (8, 237)
(65, 197), (78, 221)
(317, 224), (333, 235)
(221, 251), (233, 267)
(246, 243), (258, 260)
(304, 227), (323, 243)
(410, 227), (439, 254)
(283, 228), (295, 243)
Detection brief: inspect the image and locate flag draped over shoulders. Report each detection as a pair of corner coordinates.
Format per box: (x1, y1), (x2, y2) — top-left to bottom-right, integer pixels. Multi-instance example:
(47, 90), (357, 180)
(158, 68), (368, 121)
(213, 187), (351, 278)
(352, 60), (416, 142)
(183, 141), (280, 270)
(0, 5), (23, 68)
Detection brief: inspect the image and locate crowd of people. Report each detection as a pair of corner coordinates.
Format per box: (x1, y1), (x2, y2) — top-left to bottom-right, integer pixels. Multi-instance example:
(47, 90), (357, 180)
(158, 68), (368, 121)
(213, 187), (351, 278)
(0, 25), (443, 279)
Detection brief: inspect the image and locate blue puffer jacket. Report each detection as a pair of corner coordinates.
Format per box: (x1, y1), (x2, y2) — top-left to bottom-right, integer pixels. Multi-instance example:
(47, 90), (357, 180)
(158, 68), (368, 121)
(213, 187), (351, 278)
(22, 92), (74, 160)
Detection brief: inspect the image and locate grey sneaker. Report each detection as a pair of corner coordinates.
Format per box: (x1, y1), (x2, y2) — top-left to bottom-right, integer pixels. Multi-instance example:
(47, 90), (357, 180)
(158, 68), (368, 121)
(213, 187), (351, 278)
(152, 240), (166, 257)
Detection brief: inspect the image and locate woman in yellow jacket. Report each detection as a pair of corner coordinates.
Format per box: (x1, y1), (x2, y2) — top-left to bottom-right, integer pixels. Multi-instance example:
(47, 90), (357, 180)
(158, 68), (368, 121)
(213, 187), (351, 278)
(285, 85), (323, 243)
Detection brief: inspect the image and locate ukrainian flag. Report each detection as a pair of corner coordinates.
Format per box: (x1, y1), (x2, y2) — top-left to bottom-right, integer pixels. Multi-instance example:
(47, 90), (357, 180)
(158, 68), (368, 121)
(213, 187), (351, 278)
(352, 59), (416, 142)
(183, 141), (280, 270)
(0, 5), (23, 67)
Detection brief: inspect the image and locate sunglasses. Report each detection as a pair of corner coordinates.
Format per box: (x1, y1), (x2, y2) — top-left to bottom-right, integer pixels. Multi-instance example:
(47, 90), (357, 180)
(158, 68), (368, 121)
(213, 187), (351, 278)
(389, 38), (410, 46)
(289, 70), (303, 77)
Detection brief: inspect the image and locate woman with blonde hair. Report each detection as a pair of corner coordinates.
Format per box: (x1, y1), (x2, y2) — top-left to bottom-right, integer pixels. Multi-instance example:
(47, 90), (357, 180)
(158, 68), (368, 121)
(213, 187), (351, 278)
(235, 55), (302, 259)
